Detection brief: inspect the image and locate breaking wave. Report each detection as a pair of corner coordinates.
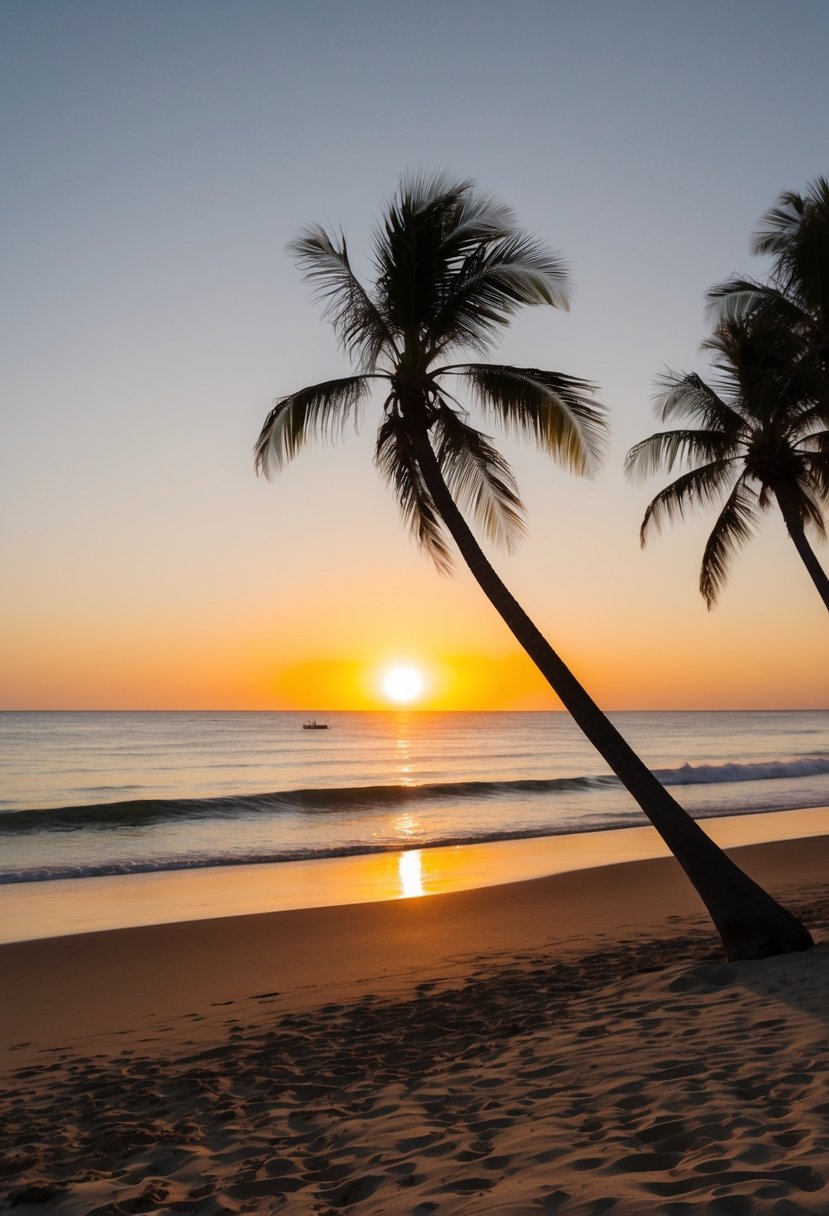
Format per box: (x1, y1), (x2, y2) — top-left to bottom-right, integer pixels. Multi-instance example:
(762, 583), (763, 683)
(2, 754), (827, 836)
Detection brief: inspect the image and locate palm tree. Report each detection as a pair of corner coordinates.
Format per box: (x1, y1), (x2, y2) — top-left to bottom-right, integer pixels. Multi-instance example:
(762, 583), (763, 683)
(256, 173), (812, 960)
(626, 311), (829, 611)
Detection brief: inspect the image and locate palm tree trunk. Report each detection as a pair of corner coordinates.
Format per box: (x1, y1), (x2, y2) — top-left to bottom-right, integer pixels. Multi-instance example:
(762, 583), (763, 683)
(775, 485), (829, 612)
(410, 426), (813, 960)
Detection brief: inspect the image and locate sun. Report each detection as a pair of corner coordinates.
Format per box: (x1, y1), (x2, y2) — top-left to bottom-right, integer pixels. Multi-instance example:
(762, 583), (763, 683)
(382, 665), (425, 705)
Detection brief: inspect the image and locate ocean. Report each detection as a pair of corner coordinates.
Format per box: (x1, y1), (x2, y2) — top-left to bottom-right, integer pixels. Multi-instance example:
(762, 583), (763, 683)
(2, 709), (828, 887)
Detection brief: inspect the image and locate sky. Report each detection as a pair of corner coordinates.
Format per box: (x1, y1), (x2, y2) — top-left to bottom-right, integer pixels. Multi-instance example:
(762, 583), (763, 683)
(1, 0), (828, 711)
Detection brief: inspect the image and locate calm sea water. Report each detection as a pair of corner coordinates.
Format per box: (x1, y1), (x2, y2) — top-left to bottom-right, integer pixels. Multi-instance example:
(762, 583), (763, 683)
(1, 710), (828, 886)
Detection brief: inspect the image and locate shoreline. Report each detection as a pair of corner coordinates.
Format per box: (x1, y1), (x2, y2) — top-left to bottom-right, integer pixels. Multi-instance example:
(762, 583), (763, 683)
(3, 826), (829, 1212)
(3, 823), (829, 1062)
(1, 804), (827, 946)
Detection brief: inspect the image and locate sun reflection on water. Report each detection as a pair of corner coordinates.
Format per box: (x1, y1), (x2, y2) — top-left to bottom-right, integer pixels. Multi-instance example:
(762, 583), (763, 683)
(393, 811), (420, 839)
(395, 729), (415, 785)
(398, 849), (424, 898)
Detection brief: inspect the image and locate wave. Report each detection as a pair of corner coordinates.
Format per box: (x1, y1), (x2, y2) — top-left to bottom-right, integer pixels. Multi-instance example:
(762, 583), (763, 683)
(1, 755), (827, 836)
(0, 775), (617, 835)
(2, 788), (828, 886)
(654, 756), (829, 786)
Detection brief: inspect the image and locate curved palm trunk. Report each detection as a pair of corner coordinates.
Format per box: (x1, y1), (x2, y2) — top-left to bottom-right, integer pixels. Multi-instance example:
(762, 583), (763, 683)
(775, 485), (829, 612)
(410, 426), (813, 960)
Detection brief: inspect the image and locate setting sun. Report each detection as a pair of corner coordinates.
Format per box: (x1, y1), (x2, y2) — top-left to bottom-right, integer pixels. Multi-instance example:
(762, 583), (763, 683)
(382, 665), (424, 704)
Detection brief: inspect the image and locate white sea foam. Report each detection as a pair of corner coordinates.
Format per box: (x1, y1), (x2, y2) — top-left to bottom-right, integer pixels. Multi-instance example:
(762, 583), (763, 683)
(657, 756), (829, 785)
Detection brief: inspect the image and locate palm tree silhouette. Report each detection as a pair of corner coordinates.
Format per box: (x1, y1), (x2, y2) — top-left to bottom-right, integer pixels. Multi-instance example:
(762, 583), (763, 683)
(256, 173), (812, 960)
(705, 179), (829, 598)
(626, 310), (829, 610)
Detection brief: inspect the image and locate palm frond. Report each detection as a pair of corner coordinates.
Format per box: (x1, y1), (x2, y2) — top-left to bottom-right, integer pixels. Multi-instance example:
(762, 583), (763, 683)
(625, 429), (739, 482)
(655, 371), (749, 436)
(429, 234), (571, 358)
(751, 187), (811, 256)
(254, 376), (374, 475)
(387, 169), (474, 218)
(706, 275), (765, 321)
(434, 189), (515, 261)
(374, 412), (454, 573)
(800, 488), (828, 537)
(798, 427), (829, 452)
(432, 402), (526, 552)
(803, 448), (829, 503)
(774, 390), (829, 439)
(452, 364), (605, 474)
(778, 359), (829, 425)
(289, 226), (396, 370)
(705, 278), (807, 330)
(638, 459), (739, 544)
(463, 232), (571, 309)
(699, 479), (761, 608)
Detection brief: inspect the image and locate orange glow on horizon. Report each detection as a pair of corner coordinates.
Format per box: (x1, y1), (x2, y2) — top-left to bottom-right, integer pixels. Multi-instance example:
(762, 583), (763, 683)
(3, 578), (827, 711)
(267, 651), (558, 711)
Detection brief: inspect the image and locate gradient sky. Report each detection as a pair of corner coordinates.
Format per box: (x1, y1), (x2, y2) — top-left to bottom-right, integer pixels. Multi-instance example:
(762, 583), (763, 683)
(2, 0), (828, 711)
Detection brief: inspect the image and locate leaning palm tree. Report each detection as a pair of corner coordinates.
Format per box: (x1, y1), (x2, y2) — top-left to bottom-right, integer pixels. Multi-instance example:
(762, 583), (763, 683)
(626, 311), (829, 611)
(256, 173), (812, 959)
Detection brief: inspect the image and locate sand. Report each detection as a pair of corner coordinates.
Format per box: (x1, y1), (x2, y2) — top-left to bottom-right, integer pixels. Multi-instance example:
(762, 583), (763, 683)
(3, 830), (829, 1214)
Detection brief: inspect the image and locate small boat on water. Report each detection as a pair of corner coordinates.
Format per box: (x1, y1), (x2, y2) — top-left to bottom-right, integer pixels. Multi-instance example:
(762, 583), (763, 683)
(302, 719), (329, 730)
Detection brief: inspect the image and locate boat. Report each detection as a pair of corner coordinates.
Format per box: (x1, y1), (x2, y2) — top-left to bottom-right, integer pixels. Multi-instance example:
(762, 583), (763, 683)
(302, 719), (329, 730)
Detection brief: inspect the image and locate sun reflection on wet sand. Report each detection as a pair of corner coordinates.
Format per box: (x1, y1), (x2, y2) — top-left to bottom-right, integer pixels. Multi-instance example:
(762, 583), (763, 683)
(398, 849), (424, 898)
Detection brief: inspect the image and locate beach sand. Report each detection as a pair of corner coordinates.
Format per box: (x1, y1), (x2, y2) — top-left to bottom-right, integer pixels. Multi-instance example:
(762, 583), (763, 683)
(3, 830), (829, 1214)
